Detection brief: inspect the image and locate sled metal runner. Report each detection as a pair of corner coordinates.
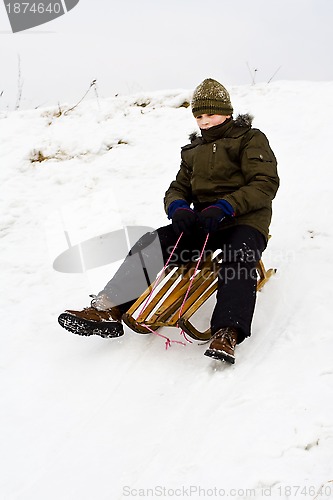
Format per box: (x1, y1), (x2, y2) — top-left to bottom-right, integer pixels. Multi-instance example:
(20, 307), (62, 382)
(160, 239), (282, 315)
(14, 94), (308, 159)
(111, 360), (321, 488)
(122, 252), (276, 342)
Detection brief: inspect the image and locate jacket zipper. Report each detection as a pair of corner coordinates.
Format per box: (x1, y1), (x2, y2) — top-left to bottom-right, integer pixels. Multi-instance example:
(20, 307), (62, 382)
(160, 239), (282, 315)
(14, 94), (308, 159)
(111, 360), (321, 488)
(209, 143), (217, 176)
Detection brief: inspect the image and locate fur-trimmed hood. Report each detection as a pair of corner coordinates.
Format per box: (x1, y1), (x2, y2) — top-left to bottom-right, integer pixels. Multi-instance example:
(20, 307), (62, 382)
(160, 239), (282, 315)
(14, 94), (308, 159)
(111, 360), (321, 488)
(234, 113), (253, 127)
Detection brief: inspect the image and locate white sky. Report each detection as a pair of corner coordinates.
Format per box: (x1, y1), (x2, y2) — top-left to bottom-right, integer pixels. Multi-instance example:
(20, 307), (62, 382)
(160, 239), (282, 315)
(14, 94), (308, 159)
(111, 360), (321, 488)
(0, 0), (332, 110)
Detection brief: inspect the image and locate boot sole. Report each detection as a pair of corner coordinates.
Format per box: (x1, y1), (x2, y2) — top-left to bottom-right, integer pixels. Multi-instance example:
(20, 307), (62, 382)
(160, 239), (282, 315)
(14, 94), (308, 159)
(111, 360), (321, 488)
(204, 348), (235, 364)
(58, 313), (124, 339)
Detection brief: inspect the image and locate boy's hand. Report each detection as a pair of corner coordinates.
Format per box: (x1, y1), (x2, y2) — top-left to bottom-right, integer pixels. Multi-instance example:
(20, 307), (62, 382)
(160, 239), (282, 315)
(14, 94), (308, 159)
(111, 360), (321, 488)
(199, 200), (235, 233)
(172, 208), (197, 236)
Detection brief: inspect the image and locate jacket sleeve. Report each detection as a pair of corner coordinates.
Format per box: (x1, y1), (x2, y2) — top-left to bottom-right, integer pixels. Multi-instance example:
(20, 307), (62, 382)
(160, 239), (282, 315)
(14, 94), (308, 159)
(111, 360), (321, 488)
(222, 130), (279, 215)
(163, 154), (193, 215)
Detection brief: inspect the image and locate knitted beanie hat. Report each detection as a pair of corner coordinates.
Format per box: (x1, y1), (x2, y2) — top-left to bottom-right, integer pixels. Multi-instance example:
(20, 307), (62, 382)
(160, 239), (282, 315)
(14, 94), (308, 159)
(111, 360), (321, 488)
(191, 78), (233, 117)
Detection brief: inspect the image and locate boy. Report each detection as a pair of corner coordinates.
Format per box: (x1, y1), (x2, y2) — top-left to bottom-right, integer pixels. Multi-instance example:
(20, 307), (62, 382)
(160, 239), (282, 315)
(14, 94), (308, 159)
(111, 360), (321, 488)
(58, 78), (279, 364)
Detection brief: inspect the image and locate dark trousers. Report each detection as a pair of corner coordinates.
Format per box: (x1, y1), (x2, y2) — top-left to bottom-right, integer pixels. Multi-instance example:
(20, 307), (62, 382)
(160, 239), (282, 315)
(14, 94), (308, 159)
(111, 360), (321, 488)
(100, 224), (266, 343)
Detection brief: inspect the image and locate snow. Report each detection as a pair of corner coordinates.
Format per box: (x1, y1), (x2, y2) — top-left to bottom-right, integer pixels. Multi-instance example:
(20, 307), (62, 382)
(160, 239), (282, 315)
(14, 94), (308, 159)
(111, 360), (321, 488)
(1, 81), (333, 500)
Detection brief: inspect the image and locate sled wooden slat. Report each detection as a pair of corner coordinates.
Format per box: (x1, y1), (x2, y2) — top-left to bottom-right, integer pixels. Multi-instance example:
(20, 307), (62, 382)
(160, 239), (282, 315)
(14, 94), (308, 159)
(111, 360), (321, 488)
(134, 266), (185, 320)
(122, 252), (276, 341)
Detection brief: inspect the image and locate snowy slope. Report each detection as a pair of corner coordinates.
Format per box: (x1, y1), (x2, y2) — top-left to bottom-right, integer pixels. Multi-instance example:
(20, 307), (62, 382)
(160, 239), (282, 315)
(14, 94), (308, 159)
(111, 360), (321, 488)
(1, 81), (333, 500)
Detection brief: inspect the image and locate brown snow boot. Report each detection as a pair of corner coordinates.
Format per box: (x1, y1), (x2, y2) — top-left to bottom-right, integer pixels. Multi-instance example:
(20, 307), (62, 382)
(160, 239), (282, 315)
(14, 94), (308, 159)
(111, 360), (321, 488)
(58, 294), (124, 338)
(204, 327), (238, 364)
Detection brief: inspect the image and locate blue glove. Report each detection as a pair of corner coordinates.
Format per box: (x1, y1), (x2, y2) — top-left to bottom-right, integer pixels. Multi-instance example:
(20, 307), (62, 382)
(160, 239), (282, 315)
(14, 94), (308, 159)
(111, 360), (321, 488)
(168, 200), (190, 219)
(199, 200), (235, 233)
(168, 200), (197, 236)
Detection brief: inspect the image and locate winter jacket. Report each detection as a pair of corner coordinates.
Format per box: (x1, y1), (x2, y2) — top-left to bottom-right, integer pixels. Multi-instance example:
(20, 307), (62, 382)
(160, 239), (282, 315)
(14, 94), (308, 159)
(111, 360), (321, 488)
(164, 115), (279, 240)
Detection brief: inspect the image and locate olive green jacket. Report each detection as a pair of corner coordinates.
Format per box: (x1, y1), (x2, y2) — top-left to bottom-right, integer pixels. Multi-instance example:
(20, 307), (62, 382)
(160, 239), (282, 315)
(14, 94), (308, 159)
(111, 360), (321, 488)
(164, 115), (279, 240)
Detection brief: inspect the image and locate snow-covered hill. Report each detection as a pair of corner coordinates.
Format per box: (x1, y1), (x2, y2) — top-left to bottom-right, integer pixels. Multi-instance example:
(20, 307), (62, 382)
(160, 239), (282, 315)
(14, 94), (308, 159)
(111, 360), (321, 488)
(1, 81), (333, 500)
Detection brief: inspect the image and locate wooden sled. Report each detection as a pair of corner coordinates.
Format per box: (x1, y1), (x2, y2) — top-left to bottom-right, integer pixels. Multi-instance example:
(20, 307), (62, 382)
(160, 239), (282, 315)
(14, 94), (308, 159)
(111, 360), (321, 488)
(122, 251), (276, 342)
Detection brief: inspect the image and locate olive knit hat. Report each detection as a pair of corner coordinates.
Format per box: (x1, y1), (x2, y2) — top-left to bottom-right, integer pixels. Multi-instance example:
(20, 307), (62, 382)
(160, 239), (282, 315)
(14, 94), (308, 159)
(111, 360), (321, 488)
(191, 78), (233, 117)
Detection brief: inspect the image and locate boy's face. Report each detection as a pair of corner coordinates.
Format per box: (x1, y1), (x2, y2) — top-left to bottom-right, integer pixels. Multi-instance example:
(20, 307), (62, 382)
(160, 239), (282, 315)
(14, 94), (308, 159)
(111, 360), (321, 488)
(195, 114), (231, 130)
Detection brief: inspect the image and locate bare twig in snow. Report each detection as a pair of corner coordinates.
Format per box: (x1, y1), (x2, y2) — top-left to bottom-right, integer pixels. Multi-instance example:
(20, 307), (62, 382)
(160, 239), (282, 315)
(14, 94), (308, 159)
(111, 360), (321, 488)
(15, 55), (24, 110)
(246, 62), (257, 85)
(64, 79), (97, 115)
(267, 66), (282, 84)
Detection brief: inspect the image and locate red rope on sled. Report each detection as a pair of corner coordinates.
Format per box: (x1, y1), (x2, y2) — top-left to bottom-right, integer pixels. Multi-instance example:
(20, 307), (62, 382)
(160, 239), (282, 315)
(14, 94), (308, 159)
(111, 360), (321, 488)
(139, 232), (210, 350)
(142, 323), (186, 350)
(138, 232), (184, 349)
(177, 232), (210, 343)
(137, 231), (183, 318)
